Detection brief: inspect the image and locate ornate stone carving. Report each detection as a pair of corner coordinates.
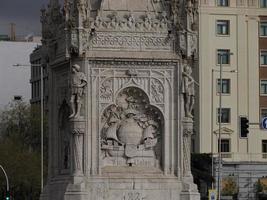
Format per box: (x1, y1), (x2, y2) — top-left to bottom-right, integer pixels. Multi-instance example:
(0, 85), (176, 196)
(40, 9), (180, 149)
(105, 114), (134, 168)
(70, 119), (86, 175)
(181, 60), (195, 118)
(90, 12), (172, 32)
(151, 79), (164, 103)
(89, 32), (173, 52)
(101, 87), (162, 167)
(100, 79), (113, 101)
(182, 118), (194, 177)
(69, 64), (87, 119)
(186, 0), (198, 31)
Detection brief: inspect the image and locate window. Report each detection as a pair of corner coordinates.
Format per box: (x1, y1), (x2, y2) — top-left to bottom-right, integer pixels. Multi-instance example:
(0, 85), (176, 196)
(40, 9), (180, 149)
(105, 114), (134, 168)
(217, 49), (231, 64)
(263, 140), (267, 153)
(261, 50), (267, 66)
(260, 22), (267, 36)
(218, 139), (230, 152)
(217, 0), (229, 6)
(217, 20), (230, 35)
(217, 79), (230, 94)
(217, 108), (231, 123)
(260, 0), (267, 8)
(260, 80), (267, 95)
(261, 108), (267, 120)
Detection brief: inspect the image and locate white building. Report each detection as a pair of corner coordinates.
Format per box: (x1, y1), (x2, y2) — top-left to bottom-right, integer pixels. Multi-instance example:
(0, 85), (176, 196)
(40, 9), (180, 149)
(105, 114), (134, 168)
(196, 0), (267, 199)
(0, 41), (39, 108)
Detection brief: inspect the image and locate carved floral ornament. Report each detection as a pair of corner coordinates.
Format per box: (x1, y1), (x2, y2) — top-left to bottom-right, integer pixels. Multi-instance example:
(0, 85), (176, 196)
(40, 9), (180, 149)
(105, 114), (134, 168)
(89, 12), (172, 32)
(100, 87), (163, 167)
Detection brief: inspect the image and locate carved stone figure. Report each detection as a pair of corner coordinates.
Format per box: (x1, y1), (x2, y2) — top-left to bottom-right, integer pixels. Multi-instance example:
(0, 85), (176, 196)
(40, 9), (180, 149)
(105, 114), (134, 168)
(144, 13), (152, 30)
(69, 64), (87, 118)
(101, 87), (161, 167)
(186, 0), (198, 31)
(100, 79), (113, 101)
(93, 13), (103, 28)
(160, 12), (168, 29)
(182, 61), (195, 118)
(151, 79), (164, 103)
(127, 13), (135, 28)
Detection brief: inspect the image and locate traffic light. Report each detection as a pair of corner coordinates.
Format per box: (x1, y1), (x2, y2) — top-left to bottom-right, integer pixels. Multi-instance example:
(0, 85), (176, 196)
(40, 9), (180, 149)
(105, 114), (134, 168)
(5, 191), (10, 200)
(240, 116), (249, 137)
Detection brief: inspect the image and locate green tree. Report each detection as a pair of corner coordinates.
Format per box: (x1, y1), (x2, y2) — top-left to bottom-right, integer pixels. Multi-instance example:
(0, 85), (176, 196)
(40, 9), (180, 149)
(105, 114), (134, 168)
(191, 153), (214, 199)
(0, 100), (48, 200)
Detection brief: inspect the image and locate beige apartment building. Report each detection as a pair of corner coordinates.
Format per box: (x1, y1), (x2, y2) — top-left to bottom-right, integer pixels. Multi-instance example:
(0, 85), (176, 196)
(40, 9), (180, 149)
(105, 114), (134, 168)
(196, 0), (267, 198)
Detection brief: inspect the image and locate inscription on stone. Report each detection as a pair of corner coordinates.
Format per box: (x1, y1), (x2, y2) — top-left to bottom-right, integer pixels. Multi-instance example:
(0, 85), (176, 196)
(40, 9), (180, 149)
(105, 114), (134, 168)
(122, 192), (146, 200)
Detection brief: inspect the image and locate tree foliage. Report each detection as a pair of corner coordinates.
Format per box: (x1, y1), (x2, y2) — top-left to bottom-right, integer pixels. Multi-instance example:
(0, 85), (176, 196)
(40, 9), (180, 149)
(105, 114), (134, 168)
(191, 153), (214, 197)
(0, 100), (48, 200)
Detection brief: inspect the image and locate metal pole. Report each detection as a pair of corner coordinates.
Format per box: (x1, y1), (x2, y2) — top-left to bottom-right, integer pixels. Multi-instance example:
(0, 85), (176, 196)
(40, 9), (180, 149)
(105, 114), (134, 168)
(217, 53), (223, 200)
(0, 165), (9, 192)
(211, 69), (214, 190)
(41, 64), (44, 192)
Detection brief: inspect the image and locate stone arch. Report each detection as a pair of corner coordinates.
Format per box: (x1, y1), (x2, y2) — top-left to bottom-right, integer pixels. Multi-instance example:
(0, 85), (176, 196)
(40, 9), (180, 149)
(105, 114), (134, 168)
(100, 86), (164, 169)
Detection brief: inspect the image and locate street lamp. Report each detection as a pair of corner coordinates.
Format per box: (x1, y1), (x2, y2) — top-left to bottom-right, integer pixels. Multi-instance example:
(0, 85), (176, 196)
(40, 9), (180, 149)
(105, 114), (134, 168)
(0, 165), (9, 198)
(211, 68), (237, 191)
(13, 63), (45, 192)
(217, 52), (233, 200)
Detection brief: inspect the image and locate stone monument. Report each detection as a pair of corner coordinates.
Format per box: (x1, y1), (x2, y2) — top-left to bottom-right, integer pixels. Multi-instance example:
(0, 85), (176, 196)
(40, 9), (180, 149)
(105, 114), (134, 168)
(39, 0), (200, 199)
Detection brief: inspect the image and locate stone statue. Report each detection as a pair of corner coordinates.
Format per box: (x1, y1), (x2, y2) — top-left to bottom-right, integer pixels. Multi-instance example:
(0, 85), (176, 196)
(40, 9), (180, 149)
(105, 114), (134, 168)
(69, 64), (87, 118)
(182, 61), (195, 118)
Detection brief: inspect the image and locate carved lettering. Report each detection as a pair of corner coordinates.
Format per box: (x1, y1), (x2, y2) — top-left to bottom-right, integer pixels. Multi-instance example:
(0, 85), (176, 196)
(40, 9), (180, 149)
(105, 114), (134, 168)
(122, 192), (146, 200)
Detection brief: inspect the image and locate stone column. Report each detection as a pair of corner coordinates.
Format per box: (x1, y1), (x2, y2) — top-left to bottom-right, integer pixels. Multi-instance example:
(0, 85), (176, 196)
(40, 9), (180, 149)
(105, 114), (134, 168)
(180, 117), (200, 200)
(182, 117), (193, 178)
(70, 118), (86, 177)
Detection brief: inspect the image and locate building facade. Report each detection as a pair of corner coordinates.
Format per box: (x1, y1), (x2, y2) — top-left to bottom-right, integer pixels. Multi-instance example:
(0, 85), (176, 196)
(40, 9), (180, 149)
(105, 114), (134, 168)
(197, 0), (267, 199)
(0, 41), (39, 108)
(30, 45), (49, 111)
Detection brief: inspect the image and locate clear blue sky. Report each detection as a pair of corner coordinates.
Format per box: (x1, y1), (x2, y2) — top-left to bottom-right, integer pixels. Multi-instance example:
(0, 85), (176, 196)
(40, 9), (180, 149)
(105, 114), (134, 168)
(0, 0), (50, 36)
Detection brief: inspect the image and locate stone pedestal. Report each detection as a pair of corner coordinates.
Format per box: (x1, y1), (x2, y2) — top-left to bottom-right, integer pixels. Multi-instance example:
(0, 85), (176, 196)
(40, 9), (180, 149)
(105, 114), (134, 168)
(180, 118), (200, 200)
(64, 179), (88, 200)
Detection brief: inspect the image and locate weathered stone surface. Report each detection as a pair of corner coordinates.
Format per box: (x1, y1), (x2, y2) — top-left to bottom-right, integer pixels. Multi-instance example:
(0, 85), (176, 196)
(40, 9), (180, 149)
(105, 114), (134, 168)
(39, 0), (200, 199)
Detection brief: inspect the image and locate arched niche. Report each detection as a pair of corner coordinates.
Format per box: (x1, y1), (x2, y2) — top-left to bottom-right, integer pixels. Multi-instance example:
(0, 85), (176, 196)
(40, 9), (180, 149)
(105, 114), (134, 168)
(58, 99), (71, 173)
(100, 87), (164, 170)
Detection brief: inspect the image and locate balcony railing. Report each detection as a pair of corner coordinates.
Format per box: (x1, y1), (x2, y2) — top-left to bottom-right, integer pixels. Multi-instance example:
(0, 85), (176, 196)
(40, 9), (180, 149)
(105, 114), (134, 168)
(212, 153), (267, 162)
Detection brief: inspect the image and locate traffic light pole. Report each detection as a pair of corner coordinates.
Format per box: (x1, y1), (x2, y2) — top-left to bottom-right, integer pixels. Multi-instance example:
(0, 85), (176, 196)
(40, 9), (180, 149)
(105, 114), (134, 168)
(217, 54), (223, 200)
(0, 165), (9, 195)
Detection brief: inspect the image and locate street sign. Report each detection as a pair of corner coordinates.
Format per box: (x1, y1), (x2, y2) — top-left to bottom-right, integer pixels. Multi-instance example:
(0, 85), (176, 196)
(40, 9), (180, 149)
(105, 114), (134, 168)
(208, 189), (217, 200)
(262, 117), (267, 129)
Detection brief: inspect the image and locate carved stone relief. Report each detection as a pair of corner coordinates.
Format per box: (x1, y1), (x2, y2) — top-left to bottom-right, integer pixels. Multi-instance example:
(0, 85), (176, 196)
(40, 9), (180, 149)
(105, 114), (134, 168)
(90, 9), (172, 32)
(88, 32), (173, 52)
(151, 79), (164, 103)
(100, 78), (113, 102)
(101, 87), (163, 168)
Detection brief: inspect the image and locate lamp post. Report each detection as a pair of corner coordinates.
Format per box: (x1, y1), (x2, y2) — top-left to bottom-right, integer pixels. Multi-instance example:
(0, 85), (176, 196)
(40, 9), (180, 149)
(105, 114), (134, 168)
(217, 52), (233, 200)
(13, 63), (45, 192)
(0, 165), (9, 196)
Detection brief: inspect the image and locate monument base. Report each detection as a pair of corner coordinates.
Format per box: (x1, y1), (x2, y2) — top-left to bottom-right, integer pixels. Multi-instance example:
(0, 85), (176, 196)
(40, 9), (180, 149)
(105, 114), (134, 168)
(41, 169), (200, 200)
